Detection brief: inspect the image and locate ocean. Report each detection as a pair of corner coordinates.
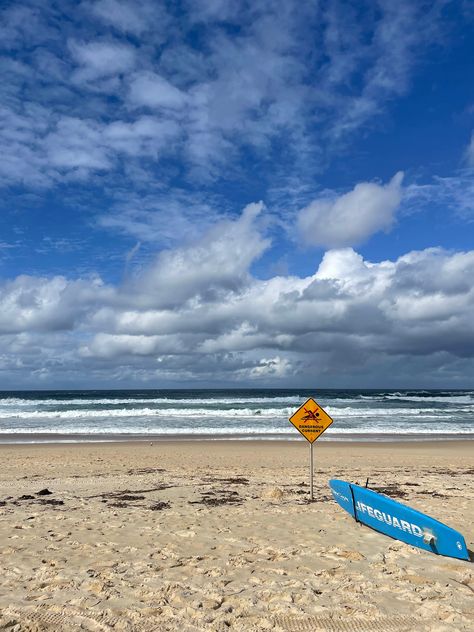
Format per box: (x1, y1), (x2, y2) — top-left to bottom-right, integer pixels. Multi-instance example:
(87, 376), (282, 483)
(0, 388), (472, 443)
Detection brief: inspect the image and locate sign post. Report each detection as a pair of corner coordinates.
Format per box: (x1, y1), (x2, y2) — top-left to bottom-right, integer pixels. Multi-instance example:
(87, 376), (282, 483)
(289, 398), (333, 501)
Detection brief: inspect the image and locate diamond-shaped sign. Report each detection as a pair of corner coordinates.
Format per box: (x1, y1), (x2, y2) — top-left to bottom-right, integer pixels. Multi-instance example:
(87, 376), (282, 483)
(289, 397), (333, 443)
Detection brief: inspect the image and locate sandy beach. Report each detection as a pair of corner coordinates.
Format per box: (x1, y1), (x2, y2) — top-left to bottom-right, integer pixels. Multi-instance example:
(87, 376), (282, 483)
(0, 440), (472, 631)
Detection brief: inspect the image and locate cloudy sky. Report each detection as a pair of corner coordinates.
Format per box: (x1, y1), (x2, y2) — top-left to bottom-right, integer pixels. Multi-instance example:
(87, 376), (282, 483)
(1, 0), (474, 389)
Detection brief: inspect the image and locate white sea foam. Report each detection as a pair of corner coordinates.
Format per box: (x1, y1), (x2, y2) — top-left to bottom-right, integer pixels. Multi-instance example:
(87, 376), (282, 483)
(0, 396), (303, 407)
(358, 392), (473, 404)
(383, 394), (473, 404)
(324, 406), (473, 417)
(1, 405), (471, 421)
(0, 406), (294, 420)
(0, 426), (292, 434)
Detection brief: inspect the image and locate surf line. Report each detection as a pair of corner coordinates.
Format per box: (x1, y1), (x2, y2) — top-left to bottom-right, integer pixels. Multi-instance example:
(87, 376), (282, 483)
(355, 500), (424, 537)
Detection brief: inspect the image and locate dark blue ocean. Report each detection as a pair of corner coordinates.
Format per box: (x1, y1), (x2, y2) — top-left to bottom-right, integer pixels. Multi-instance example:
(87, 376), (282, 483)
(0, 389), (472, 443)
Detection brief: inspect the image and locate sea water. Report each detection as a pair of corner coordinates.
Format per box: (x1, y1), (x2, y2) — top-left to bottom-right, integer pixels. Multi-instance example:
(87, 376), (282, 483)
(0, 389), (472, 443)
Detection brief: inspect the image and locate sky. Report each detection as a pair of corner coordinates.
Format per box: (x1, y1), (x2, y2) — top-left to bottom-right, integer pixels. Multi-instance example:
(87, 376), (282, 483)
(1, 0), (474, 390)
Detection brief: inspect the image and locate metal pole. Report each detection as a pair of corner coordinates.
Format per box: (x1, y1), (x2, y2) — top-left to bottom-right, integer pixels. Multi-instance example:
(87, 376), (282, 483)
(310, 441), (314, 501)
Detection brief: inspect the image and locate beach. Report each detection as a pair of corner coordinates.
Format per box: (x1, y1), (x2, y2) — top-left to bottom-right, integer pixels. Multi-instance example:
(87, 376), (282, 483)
(0, 440), (472, 631)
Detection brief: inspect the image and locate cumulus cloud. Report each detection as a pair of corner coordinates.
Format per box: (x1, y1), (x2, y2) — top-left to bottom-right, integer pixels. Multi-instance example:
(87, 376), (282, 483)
(1, 205), (474, 387)
(297, 172), (404, 248)
(130, 201), (269, 308)
(0, 274), (109, 334)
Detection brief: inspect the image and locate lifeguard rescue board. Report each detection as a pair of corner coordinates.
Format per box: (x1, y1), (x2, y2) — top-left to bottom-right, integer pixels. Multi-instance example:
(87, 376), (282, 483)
(329, 479), (469, 561)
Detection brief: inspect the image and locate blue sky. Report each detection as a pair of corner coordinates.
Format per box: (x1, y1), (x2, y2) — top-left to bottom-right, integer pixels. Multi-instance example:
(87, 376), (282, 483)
(1, 0), (474, 389)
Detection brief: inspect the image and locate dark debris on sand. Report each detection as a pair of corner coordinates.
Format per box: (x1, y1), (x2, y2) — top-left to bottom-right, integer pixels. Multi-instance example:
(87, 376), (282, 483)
(107, 500), (171, 510)
(370, 485), (408, 499)
(417, 490), (448, 498)
(150, 501), (170, 511)
(36, 488), (53, 496)
(202, 476), (249, 485)
(11, 493), (64, 507)
(90, 486), (171, 500)
(297, 494), (332, 504)
(189, 489), (243, 507)
(92, 488), (173, 510)
(127, 467), (166, 475)
(110, 494), (145, 501)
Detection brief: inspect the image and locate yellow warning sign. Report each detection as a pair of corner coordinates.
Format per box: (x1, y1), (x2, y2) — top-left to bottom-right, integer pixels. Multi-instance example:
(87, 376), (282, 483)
(289, 397), (333, 443)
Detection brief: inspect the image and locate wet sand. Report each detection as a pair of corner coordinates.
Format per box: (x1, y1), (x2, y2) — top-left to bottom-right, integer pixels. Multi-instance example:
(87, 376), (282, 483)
(0, 440), (473, 631)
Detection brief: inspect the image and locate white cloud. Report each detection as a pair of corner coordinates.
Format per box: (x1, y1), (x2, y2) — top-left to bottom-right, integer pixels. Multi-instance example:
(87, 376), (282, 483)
(0, 274), (109, 334)
(297, 172), (404, 248)
(246, 356), (294, 379)
(86, 0), (165, 36)
(131, 201), (269, 308)
(46, 117), (112, 171)
(104, 116), (181, 156)
(68, 39), (136, 82)
(1, 204), (474, 387)
(0, 108), (184, 186)
(80, 333), (181, 358)
(128, 71), (187, 109)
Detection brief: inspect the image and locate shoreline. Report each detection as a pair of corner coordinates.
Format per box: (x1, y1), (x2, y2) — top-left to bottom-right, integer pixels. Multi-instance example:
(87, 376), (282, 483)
(0, 432), (473, 444)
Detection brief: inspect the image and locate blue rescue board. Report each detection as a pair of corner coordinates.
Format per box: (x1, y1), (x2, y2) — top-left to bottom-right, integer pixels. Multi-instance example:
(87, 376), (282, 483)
(329, 479), (469, 561)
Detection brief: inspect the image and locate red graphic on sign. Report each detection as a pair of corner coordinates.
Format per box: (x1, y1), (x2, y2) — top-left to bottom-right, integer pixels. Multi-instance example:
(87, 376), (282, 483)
(302, 407), (320, 422)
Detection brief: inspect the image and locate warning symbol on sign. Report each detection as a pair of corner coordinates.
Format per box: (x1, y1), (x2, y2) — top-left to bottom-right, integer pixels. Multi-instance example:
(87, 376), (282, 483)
(289, 397), (333, 443)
